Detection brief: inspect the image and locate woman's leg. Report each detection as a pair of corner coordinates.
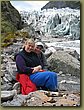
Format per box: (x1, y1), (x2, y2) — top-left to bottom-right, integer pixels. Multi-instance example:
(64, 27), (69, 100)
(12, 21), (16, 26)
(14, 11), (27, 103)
(30, 71), (58, 91)
(16, 74), (37, 95)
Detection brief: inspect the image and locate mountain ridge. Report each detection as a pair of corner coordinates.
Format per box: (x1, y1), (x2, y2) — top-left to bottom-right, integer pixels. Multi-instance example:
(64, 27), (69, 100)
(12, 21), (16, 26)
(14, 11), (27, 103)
(41, 1), (80, 10)
(1, 1), (22, 33)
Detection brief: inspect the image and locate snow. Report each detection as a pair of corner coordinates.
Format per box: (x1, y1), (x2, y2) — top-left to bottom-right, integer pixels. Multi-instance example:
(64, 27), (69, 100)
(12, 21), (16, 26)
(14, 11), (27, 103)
(45, 40), (80, 55)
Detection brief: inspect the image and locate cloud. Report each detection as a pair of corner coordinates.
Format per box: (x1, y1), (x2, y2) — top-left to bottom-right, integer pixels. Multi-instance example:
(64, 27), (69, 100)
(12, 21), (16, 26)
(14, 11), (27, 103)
(24, 1), (49, 6)
(10, 1), (49, 11)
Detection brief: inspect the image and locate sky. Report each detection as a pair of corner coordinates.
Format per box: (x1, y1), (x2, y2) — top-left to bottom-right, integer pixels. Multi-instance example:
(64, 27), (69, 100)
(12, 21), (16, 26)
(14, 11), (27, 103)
(10, 1), (49, 12)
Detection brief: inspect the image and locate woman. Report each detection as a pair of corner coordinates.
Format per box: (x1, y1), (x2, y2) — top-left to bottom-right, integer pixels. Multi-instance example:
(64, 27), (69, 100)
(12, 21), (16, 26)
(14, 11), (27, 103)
(15, 38), (58, 94)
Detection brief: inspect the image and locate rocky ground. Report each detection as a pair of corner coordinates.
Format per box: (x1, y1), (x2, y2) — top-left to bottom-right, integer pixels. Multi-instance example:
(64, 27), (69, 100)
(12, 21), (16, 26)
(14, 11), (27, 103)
(1, 37), (80, 106)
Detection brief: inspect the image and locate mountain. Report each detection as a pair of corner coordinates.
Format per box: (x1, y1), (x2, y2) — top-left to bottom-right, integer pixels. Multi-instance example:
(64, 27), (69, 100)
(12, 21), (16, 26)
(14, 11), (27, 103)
(1, 1), (22, 33)
(41, 1), (80, 10)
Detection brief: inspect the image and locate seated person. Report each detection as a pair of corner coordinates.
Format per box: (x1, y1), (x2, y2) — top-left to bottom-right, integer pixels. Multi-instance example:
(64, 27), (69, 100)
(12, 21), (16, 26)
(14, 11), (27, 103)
(34, 42), (49, 70)
(15, 38), (58, 94)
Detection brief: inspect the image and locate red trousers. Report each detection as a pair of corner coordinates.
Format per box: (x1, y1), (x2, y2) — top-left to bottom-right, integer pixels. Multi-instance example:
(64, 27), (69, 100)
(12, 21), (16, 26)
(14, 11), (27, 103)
(16, 73), (37, 95)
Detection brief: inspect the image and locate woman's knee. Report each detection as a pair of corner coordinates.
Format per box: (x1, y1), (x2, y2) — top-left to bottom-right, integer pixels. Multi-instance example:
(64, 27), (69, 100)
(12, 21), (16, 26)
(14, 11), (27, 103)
(48, 71), (57, 78)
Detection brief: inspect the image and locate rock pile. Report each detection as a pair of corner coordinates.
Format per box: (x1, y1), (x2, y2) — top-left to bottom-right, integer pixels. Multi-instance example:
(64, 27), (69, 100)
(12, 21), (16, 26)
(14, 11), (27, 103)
(1, 37), (80, 106)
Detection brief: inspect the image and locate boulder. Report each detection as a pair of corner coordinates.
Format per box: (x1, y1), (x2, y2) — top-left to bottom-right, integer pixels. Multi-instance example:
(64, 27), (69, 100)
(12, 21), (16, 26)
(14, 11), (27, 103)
(47, 51), (80, 77)
(6, 61), (17, 81)
(1, 83), (13, 91)
(64, 48), (79, 60)
(1, 90), (17, 101)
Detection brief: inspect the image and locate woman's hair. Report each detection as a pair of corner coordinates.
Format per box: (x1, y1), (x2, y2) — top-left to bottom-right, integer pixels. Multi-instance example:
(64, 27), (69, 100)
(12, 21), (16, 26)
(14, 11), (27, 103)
(22, 38), (35, 48)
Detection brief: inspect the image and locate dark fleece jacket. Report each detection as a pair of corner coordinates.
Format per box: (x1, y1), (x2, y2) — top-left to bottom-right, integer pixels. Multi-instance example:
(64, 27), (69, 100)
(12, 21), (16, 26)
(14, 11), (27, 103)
(15, 48), (42, 75)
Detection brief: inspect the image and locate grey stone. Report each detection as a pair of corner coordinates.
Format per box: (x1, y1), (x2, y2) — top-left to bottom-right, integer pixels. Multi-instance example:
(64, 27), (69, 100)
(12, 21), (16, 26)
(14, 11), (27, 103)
(1, 83), (13, 91)
(48, 51), (80, 77)
(13, 82), (20, 94)
(1, 90), (17, 101)
(6, 61), (17, 81)
(64, 48), (79, 60)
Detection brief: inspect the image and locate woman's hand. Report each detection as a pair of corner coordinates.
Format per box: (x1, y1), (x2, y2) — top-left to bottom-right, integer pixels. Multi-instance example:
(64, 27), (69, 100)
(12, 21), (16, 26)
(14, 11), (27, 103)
(32, 65), (42, 73)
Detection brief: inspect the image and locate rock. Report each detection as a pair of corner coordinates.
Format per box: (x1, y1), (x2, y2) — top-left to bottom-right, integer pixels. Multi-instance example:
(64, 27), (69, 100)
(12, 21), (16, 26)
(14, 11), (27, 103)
(41, 1), (80, 10)
(1, 90), (17, 101)
(3, 77), (9, 83)
(45, 46), (56, 53)
(28, 91), (53, 102)
(59, 82), (80, 92)
(44, 52), (52, 59)
(59, 80), (79, 84)
(55, 97), (79, 106)
(45, 91), (59, 97)
(1, 70), (6, 77)
(67, 93), (80, 101)
(64, 48), (79, 60)
(1, 90), (80, 106)
(58, 73), (80, 92)
(1, 1), (22, 33)
(4, 74), (13, 82)
(6, 61), (17, 81)
(13, 82), (20, 94)
(1, 83), (13, 91)
(47, 51), (80, 77)
(1, 36), (80, 106)
(1, 94), (27, 106)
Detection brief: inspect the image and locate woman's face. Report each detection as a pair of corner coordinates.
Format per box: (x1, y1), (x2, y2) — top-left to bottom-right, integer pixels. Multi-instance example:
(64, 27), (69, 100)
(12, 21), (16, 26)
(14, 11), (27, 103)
(25, 43), (35, 53)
